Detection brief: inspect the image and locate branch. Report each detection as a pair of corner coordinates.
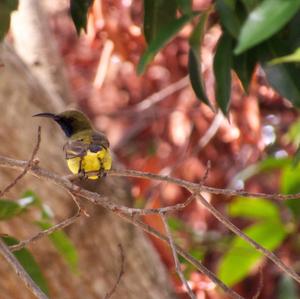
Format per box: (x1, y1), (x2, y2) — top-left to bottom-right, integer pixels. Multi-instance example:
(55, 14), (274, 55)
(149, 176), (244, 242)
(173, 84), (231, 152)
(0, 238), (48, 299)
(0, 126), (41, 197)
(104, 244), (125, 299)
(0, 156), (243, 299)
(117, 212), (244, 299)
(161, 213), (196, 299)
(2, 156), (300, 295)
(195, 192), (300, 284)
(9, 209), (81, 252)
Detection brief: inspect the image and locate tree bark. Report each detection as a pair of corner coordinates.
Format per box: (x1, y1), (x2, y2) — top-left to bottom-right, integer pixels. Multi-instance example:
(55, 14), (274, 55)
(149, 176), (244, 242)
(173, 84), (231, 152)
(0, 9), (176, 299)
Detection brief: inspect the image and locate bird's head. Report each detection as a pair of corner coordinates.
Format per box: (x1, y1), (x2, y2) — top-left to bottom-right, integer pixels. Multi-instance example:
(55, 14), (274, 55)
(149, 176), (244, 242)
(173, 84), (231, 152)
(33, 110), (92, 137)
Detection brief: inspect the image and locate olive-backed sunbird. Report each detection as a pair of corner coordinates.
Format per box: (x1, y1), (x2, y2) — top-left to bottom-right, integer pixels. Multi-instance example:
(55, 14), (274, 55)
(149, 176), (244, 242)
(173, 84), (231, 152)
(33, 110), (112, 179)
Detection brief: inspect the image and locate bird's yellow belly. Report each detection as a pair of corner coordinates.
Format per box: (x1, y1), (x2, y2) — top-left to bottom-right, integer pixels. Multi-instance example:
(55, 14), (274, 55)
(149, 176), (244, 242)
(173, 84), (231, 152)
(67, 149), (112, 179)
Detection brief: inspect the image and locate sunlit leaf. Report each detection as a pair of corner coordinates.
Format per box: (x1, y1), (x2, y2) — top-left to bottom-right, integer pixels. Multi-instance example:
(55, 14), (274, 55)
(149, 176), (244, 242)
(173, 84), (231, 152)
(0, 200), (23, 220)
(270, 48), (300, 64)
(235, 0), (300, 54)
(218, 221), (286, 286)
(70, 0), (94, 34)
(280, 165), (300, 219)
(188, 13), (211, 106)
(0, 0), (18, 40)
(37, 221), (79, 273)
(138, 12), (198, 75)
(285, 119), (300, 146)
(2, 236), (49, 294)
(228, 197), (280, 221)
(213, 32), (233, 114)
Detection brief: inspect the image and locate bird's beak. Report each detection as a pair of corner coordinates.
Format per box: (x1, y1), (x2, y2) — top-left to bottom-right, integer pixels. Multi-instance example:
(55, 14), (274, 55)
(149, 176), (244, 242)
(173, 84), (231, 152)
(32, 112), (57, 119)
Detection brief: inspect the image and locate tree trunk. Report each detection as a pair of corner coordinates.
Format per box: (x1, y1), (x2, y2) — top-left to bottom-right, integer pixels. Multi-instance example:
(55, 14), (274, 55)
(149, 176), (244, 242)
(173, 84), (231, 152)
(0, 11), (176, 299)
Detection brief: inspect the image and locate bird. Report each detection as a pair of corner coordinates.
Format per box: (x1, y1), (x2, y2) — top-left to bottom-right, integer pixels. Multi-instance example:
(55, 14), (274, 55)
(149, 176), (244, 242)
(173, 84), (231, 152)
(33, 110), (112, 180)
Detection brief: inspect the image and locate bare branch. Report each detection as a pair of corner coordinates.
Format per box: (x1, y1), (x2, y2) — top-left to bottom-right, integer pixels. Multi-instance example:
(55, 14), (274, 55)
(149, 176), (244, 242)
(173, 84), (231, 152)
(0, 156), (243, 299)
(10, 209), (81, 252)
(161, 213), (196, 299)
(0, 126), (41, 197)
(0, 155), (299, 296)
(118, 213), (244, 299)
(195, 192), (300, 285)
(104, 244), (125, 299)
(252, 267), (263, 299)
(0, 238), (48, 299)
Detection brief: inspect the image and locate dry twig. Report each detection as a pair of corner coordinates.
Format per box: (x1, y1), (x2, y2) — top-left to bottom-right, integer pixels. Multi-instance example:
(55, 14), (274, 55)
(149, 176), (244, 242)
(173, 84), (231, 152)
(0, 126), (41, 197)
(0, 155), (243, 299)
(161, 213), (196, 299)
(2, 156), (300, 296)
(10, 209), (81, 252)
(0, 238), (48, 299)
(104, 244), (125, 299)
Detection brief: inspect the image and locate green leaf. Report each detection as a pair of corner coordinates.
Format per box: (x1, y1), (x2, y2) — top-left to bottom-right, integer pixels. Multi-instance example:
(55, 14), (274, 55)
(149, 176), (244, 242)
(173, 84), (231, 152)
(235, 0), (300, 54)
(285, 119), (300, 146)
(168, 216), (185, 231)
(0, 0), (18, 40)
(263, 63), (300, 107)
(2, 236), (49, 294)
(240, 0), (260, 12)
(143, 0), (177, 44)
(218, 221), (286, 286)
(215, 0), (240, 38)
(70, 0), (94, 35)
(270, 48), (300, 64)
(138, 12), (198, 75)
(188, 14), (211, 106)
(37, 221), (78, 273)
(213, 32), (233, 114)
(0, 200), (24, 220)
(280, 165), (300, 219)
(176, 0), (192, 15)
(228, 197), (280, 221)
(233, 50), (257, 91)
(278, 274), (298, 299)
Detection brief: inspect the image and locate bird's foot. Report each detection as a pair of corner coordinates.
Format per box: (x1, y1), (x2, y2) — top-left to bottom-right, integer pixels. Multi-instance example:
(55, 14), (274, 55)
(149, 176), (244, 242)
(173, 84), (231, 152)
(78, 169), (88, 180)
(97, 168), (107, 179)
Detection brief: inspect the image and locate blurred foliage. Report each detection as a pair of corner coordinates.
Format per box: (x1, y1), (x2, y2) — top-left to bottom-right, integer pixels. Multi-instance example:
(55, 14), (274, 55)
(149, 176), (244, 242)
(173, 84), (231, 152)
(218, 197), (287, 286)
(278, 274), (298, 299)
(0, 190), (78, 289)
(70, 0), (94, 34)
(0, 0), (18, 40)
(2, 236), (49, 295)
(136, 0), (300, 113)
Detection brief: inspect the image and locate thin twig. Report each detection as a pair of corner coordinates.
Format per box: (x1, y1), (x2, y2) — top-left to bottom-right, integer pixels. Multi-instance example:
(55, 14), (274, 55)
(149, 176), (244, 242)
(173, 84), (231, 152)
(161, 213), (196, 299)
(104, 244), (125, 299)
(195, 192), (300, 285)
(68, 191), (90, 217)
(0, 156), (299, 292)
(10, 210), (81, 252)
(252, 267), (263, 299)
(0, 156), (243, 299)
(0, 238), (48, 299)
(118, 213), (244, 299)
(194, 110), (224, 153)
(0, 126), (41, 197)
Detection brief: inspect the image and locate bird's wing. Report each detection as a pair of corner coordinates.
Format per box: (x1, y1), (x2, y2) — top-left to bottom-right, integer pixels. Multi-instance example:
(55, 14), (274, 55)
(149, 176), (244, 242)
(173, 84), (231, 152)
(64, 140), (89, 159)
(89, 132), (110, 153)
(64, 131), (109, 159)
